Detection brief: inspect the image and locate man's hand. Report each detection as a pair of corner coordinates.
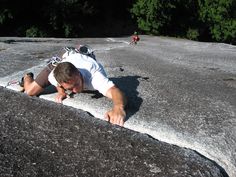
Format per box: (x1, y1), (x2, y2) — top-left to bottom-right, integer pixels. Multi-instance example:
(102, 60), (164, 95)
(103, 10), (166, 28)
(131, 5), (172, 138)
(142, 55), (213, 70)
(105, 105), (126, 126)
(55, 92), (67, 103)
(55, 86), (67, 103)
(105, 86), (127, 126)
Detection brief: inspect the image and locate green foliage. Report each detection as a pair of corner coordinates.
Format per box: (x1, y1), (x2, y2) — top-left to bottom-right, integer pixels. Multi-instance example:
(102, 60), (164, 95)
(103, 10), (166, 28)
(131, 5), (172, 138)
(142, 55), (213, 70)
(130, 0), (235, 43)
(130, 0), (174, 34)
(186, 28), (199, 40)
(198, 0), (236, 44)
(25, 26), (46, 37)
(130, 0), (200, 38)
(0, 9), (12, 24)
(63, 24), (74, 38)
(0, 0), (235, 44)
(0, 0), (99, 37)
(39, 0), (95, 37)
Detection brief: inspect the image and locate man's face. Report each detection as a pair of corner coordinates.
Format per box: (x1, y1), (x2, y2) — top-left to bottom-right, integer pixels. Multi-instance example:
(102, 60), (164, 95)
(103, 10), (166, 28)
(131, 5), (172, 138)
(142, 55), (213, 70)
(60, 73), (83, 93)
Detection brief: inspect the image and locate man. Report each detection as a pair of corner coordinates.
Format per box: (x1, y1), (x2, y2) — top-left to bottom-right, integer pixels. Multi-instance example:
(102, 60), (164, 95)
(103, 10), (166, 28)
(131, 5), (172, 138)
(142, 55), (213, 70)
(21, 47), (127, 126)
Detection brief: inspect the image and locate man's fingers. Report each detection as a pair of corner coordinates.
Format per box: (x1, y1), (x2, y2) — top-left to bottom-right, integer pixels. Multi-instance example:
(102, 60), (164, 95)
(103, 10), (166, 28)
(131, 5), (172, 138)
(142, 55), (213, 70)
(119, 117), (124, 126)
(55, 97), (60, 103)
(104, 112), (110, 122)
(115, 116), (120, 125)
(115, 116), (124, 126)
(56, 96), (61, 103)
(111, 115), (124, 126)
(104, 110), (125, 126)
(56, 93), (68, 103)
(56, 95), (64, 103)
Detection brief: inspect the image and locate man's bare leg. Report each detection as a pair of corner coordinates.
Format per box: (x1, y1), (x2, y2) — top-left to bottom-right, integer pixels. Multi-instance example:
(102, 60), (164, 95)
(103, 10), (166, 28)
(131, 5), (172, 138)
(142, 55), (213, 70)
(23, 75), (44, 96)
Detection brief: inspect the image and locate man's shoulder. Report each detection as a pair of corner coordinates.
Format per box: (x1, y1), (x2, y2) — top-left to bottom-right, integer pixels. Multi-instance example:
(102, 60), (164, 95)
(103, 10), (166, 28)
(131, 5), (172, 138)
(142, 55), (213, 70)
(64, 53), (99, 67)
(48, 68), (58, 86)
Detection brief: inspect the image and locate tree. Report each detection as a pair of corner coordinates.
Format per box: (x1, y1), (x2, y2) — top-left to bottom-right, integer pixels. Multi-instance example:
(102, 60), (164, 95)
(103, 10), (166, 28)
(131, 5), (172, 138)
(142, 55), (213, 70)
(130, 0), (200, 39)
(198, 0), (236, 44)
(130, 0), (173, 35)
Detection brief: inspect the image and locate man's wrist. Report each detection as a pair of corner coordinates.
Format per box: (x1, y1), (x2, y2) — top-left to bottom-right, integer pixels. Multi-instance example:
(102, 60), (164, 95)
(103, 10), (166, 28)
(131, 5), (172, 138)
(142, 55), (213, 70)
(114, 104), (125, 110)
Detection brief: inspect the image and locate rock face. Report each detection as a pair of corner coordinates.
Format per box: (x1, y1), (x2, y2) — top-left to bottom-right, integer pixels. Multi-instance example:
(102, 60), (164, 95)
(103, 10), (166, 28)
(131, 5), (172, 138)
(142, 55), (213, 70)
(0, 36), (235, 176)
(0, 87), (227, 177)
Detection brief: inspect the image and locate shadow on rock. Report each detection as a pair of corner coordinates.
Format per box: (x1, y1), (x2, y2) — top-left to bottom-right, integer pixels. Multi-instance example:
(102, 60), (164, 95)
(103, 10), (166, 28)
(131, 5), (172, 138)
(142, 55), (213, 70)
(110, 76), (143, 121)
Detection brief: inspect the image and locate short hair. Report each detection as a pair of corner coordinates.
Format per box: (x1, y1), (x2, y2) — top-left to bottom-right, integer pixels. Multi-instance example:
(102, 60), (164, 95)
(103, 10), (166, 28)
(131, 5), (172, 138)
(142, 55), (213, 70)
(54, 62), (79, 84)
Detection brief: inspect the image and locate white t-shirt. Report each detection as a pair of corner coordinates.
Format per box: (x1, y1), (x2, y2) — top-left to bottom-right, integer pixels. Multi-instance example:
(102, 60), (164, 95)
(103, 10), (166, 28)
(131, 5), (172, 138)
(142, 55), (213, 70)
(48, 52), (114, 96)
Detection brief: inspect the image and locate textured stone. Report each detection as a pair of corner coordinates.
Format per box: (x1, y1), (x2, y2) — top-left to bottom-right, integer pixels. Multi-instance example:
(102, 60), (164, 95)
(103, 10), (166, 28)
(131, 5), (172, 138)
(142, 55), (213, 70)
(0, 87), (227, 177)
(0, 36), (235, 176)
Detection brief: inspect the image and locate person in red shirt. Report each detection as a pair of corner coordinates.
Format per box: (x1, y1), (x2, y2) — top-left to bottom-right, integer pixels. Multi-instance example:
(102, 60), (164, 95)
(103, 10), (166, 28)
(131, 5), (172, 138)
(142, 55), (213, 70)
(130, 32), (140, 45)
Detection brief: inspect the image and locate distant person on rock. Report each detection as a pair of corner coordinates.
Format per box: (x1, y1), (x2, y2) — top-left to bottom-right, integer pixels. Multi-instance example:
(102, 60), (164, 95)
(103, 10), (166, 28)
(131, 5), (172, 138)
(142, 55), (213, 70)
(130, 32), (140, 45)
(20, 46), (127, 126)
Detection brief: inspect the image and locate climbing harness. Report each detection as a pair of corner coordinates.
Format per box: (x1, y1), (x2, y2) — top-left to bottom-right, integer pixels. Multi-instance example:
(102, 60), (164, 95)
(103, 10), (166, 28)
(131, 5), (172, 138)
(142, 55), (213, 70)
(47, 45), (96, 67)
(63, 45), (96, 60)
(5, 80), (19, 88)
(47, 56), (63, 67)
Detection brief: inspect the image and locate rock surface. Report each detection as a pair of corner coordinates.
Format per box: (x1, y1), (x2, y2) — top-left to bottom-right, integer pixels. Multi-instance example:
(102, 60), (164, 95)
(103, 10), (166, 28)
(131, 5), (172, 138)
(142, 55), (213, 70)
(0, 36), (235, 176)
(0, 87), (227, 177)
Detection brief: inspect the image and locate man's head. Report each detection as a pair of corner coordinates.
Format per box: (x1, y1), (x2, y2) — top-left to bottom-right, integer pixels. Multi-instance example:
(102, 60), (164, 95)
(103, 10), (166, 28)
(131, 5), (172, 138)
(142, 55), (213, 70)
(54, 62), (83, 93)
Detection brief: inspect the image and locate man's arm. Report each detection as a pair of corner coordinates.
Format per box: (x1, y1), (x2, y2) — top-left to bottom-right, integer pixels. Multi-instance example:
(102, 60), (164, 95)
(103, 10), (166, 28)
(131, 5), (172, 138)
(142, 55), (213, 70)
(105, 86), (127, 126)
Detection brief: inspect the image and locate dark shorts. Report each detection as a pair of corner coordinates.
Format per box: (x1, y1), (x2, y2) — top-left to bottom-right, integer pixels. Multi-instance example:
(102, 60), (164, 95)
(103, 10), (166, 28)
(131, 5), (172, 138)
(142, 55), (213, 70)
(35, 64), (55, 88)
